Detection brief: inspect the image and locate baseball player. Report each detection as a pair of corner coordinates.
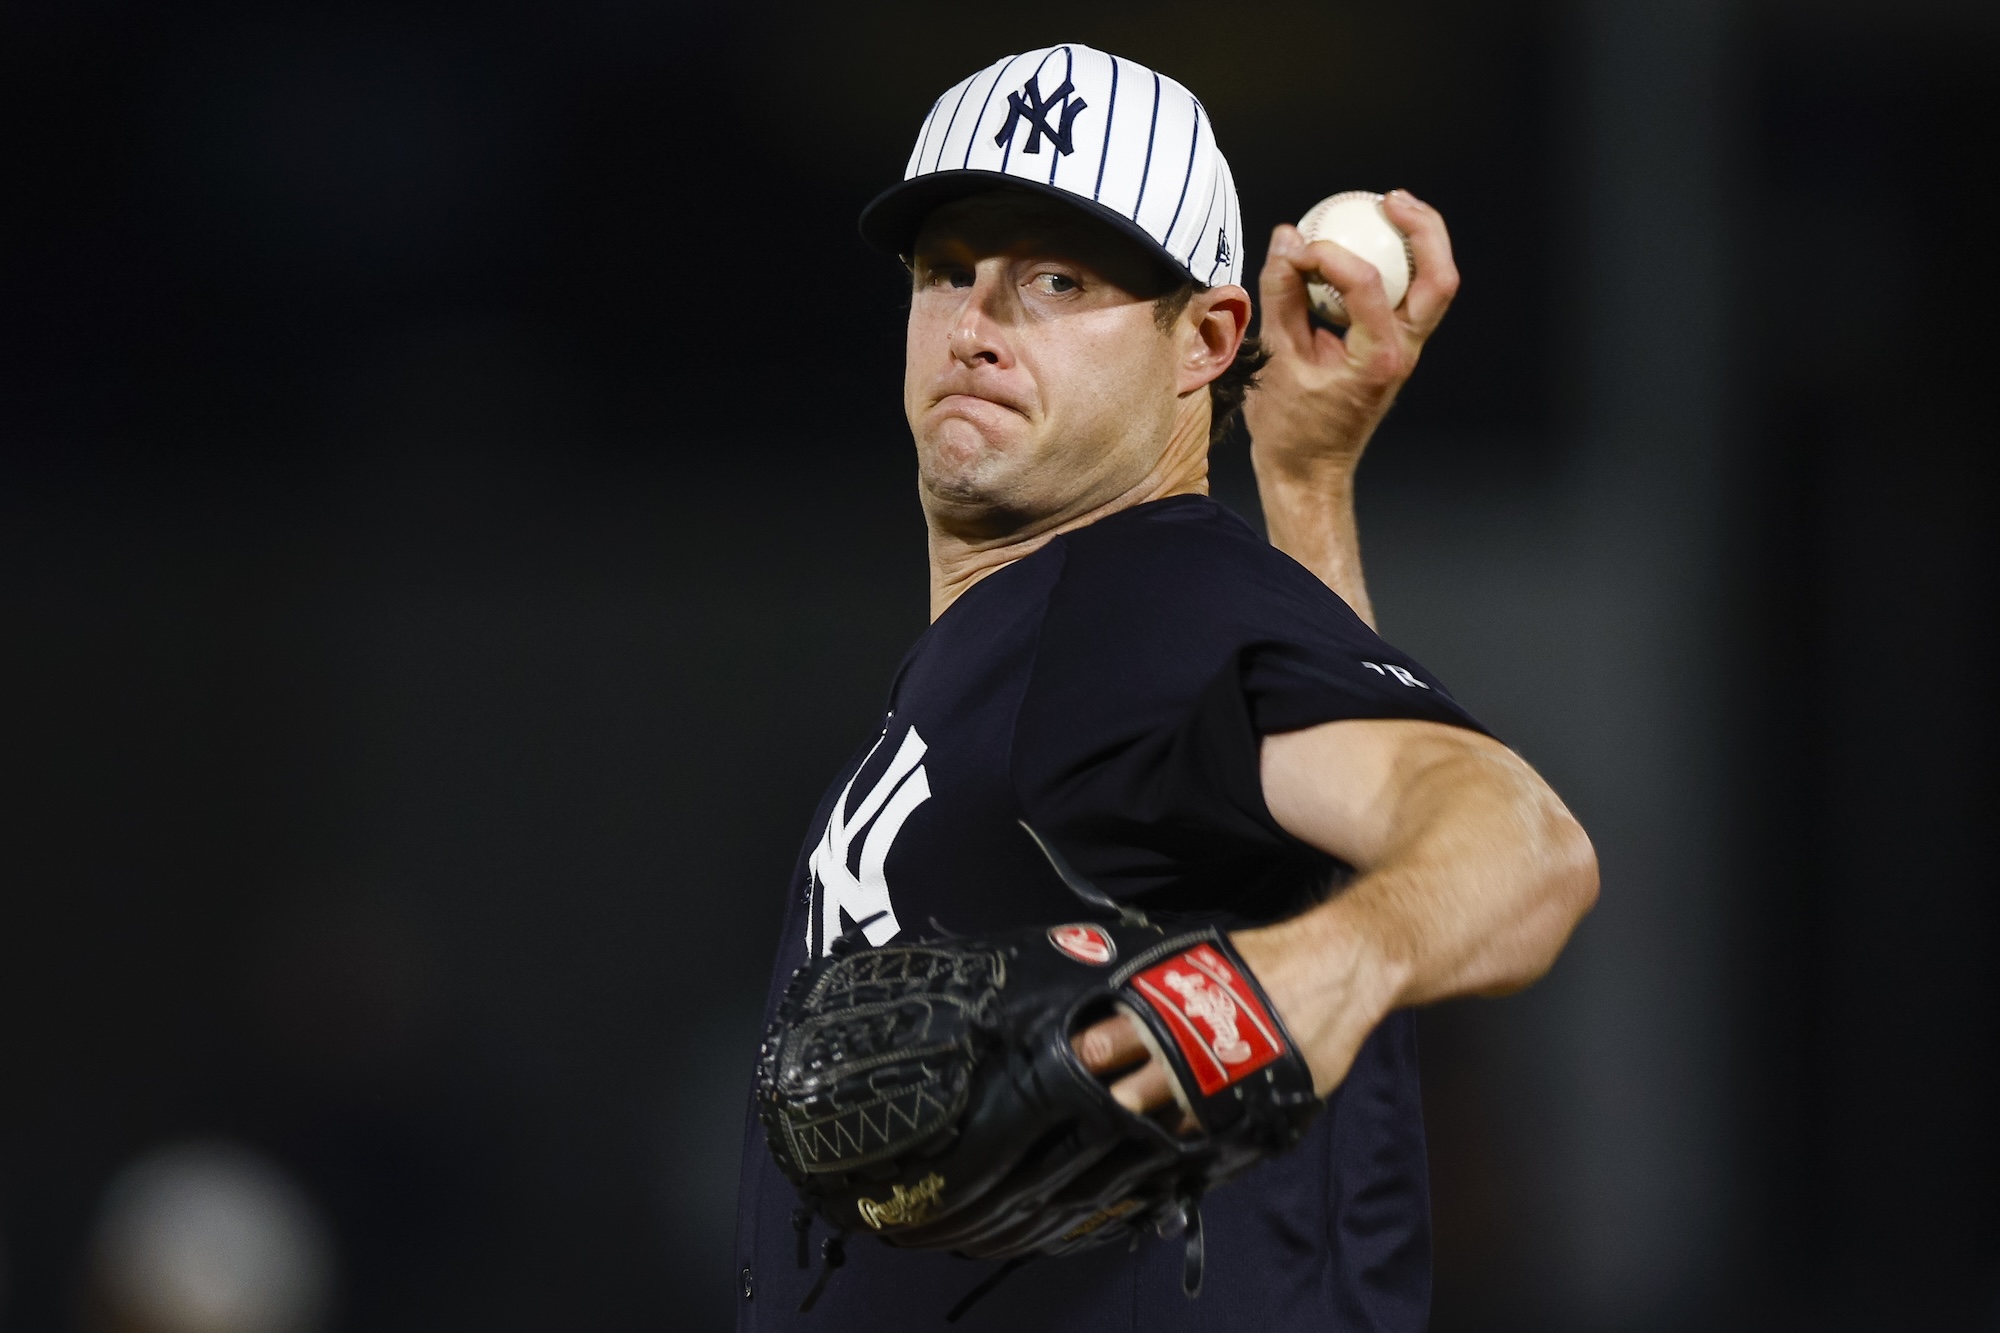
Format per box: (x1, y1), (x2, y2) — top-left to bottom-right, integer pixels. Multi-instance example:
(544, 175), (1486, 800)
(735, 45), (1597, 1331)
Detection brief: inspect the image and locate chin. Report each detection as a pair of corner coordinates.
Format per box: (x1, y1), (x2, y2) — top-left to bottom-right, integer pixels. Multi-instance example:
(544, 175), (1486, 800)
(916, 436), (1038, 534)
(919, 417), (1017, 488)
(920, 450), (1013, 509)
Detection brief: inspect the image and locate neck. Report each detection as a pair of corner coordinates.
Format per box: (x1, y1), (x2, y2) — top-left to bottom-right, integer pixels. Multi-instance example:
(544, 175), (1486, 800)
(924, 404), (1211, 621)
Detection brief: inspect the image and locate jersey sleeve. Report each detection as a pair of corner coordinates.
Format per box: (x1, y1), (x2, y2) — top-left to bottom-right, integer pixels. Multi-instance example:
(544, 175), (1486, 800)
(1009, 499), (1490, 918)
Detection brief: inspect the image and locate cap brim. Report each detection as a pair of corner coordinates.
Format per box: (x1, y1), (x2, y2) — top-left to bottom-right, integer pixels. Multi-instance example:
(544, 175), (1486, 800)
(857, 170), (1192, 283)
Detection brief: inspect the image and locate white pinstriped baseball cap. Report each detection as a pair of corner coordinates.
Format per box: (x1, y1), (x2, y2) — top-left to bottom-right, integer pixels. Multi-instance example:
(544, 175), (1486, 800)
(858, 44), (1244, 288)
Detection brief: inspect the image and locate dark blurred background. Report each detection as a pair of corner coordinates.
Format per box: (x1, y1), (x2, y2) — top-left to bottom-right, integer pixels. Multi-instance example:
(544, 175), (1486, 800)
(3, 0), (1996, 1329)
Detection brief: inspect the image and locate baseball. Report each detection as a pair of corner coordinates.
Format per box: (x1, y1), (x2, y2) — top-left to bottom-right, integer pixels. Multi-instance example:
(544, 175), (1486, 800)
(1297, 191), (1414, 325)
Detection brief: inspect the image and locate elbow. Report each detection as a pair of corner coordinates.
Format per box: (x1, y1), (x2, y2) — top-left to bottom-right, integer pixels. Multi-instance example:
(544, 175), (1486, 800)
(1527, 813), (1599, 978)
(1481, 810), (1599, 998)
(1555, 815), (1600, 929)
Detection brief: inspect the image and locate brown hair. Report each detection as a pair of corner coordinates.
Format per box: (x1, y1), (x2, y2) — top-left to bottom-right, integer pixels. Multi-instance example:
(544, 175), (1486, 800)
(1153, 282), (1270, 445)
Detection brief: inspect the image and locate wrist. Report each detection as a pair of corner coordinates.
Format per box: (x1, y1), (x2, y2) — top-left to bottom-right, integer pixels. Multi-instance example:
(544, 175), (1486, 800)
(1231, 904), (1410, 1097)
(1253, 460), (1359, 524)
(1249, 436), (1363, 494)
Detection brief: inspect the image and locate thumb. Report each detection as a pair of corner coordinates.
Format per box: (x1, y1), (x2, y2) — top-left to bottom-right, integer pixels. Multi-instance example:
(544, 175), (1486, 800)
(1258, 224), (1317, 355)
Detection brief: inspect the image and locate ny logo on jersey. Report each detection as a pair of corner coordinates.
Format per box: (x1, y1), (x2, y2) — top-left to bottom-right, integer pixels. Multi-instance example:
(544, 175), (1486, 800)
(994, 75), (1088, 156)
(807, 726), (931, 957)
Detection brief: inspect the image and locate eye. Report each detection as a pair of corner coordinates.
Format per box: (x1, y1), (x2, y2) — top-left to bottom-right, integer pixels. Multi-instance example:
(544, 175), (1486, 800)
(1031, 272), (1079, 295)
(921, 264), (974, 290)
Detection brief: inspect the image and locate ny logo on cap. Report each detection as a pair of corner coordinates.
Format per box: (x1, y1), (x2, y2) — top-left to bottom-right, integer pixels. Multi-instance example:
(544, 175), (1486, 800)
(994, 75), (1088, 156)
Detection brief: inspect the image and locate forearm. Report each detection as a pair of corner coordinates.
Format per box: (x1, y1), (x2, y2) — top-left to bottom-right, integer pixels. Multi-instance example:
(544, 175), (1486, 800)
(1252, 450), (1375, 629)
(1244, 193), (1459, 632)
(1240, 727), (1597, 1094)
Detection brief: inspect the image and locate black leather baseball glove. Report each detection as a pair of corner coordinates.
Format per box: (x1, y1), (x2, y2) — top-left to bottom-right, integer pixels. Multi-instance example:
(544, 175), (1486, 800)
(756, 911), (1322, 1316)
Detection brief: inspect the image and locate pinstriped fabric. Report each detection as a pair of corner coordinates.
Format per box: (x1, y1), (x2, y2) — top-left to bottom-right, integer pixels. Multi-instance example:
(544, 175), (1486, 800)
(1159, 93), (1205, 265)
(884, 43), (1242, 286)
(928, 58), (1000, 174)
(1046, 45), (1075, 185)
(1196, 155), (1243, 285)
(1091, 52), (1120, 200)
(996, 47), (1065, 175)
(960, 51), (1028, 169)
(1129, 72), (1162, 229)
(1132, 84), (1194, 249)
(1161, 99), (1202, 248)
(907, 92), (947, 178)
(1185, 168), (1223, 270)
(1048, 45), (1112, 201)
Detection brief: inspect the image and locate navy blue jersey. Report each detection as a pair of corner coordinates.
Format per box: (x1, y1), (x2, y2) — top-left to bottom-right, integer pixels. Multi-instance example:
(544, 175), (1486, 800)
(735, 495), (1488, 1331)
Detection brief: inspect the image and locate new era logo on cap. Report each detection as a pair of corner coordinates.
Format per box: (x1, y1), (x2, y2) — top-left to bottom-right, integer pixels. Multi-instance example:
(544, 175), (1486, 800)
(859, 44), (1244, 289)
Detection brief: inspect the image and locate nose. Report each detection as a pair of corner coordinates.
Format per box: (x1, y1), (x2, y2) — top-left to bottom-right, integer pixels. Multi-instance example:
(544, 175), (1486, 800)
(948, 267), (1010, 370)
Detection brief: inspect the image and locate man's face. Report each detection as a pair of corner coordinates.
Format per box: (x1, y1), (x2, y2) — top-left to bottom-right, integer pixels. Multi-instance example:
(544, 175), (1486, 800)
(905, 191), (1187, 539)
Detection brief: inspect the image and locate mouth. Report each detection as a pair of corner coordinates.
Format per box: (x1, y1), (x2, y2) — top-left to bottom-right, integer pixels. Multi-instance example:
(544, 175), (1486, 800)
(931, 391), (1027, 419)
(924, 390), (1040, 436)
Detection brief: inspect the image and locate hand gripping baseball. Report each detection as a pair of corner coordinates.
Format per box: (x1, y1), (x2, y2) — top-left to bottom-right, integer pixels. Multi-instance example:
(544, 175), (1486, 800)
(755, 919), (1322, 1313)
(1242, 189), (1460, 481)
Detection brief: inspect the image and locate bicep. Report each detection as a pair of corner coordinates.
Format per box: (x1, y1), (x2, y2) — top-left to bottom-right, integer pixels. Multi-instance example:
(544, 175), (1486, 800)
(1258, 717), (1523, 868)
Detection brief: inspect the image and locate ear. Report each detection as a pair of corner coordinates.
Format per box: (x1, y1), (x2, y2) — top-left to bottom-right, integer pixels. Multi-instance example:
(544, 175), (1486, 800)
(1174, 284), (1253, 396)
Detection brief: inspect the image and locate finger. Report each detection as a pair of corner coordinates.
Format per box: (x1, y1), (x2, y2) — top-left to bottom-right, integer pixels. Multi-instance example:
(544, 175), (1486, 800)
(1071, 1014), (1149, 1075)
(1383, 188), (1459, 337)
(1301, 236), (1398, 355)
(1257, 224), (1318, 356)
(1106, 1059), (1178, 1116)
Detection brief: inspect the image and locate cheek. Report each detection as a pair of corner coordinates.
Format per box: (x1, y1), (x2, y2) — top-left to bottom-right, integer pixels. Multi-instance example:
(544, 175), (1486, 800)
(903, 309), (938, 399)
(1039, 319), (1173, 424)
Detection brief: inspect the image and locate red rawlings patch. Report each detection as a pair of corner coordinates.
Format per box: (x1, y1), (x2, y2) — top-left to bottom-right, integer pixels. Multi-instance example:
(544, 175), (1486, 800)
(1129, 945), (1285, 1096)
(1048, 923), (1116, 966)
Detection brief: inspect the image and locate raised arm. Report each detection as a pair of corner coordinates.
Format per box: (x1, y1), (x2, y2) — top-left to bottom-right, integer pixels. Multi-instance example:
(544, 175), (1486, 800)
(1242, 191), (1461, 629)
(1074, 199), (1570, 1112)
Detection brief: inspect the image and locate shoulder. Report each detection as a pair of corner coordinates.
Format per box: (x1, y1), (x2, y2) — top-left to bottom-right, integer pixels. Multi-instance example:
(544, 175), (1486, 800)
(1047, 494), (1372, 648)
(1035, 493), (1488, 736)
(1059, 493), (1295, 576)
(1025, 495), (1370, 728)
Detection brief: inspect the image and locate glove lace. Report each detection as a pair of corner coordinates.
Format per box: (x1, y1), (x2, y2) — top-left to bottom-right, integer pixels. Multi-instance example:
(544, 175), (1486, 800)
(797, 1233), (847, 1313)
(943, 1256), (1032, 1323)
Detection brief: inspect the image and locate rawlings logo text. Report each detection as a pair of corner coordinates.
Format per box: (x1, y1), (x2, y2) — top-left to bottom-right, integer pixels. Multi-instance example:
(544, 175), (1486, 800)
(1131, 944), (1286, 1096)
(855, 1172), (947, 1230)
(1163, 968), (1253, 1065)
